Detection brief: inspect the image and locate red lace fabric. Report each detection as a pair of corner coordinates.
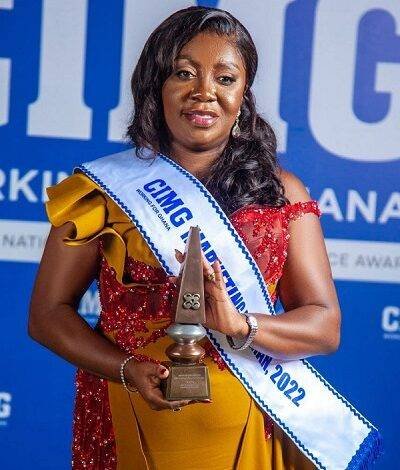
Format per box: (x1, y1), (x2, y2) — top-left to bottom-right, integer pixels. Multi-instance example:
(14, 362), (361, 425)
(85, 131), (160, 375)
(230, 201), (321, 293)
(71, 201), (321, 468)
(99, 257), (175, 356)
(71, 370), (116, 469)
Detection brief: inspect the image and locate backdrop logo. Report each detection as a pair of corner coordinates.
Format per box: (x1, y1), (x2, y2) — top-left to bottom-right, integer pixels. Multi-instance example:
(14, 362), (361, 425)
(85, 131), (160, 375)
(78, 287), (100, 327)
(1, 1), (399, 161)
(309, 2), (400, 162)
(0, 392), (12, 426)
(381, 305), (400, 340)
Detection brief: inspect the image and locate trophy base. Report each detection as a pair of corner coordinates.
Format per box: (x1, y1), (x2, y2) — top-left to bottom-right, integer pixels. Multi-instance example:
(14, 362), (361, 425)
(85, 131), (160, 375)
(161, 363), (211, 401)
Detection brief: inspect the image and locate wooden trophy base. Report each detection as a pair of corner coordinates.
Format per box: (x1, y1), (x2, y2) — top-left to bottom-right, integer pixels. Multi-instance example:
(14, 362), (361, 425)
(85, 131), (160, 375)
(161, 363), (211, 401)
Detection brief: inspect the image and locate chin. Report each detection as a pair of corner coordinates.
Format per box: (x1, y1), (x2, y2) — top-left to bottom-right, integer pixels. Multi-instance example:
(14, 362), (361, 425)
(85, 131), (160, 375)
(187, 130), (226, 149)
(186, 137), (220, 152)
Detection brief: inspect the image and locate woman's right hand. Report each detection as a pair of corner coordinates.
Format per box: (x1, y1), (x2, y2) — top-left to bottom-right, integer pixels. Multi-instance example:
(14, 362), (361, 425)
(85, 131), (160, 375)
(124, 360), (191, 411)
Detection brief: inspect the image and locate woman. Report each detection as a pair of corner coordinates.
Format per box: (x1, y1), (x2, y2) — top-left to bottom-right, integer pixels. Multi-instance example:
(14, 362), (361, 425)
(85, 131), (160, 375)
(29, 6), (341, 470)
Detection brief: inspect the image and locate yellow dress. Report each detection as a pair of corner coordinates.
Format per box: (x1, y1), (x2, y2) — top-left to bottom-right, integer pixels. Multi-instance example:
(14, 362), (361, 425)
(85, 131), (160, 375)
(46, 172), (318, 470)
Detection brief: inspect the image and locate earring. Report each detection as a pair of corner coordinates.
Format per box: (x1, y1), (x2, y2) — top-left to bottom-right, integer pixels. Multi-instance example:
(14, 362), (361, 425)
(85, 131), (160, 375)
(232, 110), (241, 138)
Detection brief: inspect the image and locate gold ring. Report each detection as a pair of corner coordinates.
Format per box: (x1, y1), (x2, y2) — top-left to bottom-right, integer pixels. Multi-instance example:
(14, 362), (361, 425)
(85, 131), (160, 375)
(206, 272), (216, 282)
(172, 407), (182, 412)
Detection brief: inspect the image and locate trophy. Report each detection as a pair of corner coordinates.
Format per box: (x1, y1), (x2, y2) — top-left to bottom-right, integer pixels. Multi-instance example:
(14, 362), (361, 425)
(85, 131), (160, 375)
(161, 226), (211, 400)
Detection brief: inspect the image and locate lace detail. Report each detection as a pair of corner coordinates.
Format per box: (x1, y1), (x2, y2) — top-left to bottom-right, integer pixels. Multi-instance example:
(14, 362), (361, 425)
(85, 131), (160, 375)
(99, 257), (175, 355)
(230, 201), (321, 285)
(282, 200), (321, 221)
(72, 370), (116, 469)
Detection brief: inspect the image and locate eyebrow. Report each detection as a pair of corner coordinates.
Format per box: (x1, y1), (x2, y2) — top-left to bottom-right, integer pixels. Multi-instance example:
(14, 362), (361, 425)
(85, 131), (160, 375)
(175, 54), (241, 72)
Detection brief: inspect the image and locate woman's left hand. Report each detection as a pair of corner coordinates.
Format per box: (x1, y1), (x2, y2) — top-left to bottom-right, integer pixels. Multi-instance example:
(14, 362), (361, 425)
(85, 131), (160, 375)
(173, 249), (248, 338)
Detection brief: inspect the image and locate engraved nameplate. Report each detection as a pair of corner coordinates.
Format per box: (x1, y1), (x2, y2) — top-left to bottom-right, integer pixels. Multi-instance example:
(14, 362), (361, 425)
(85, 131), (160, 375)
(162, 364), (210, 400)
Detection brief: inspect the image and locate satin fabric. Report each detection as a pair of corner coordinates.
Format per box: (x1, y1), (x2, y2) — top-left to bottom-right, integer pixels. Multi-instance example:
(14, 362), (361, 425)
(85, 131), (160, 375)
(46, 172), (316, 470)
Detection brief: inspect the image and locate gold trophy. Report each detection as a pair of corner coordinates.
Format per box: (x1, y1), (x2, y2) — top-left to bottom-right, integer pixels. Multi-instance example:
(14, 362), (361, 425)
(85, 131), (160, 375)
(161, 226), (211, 400)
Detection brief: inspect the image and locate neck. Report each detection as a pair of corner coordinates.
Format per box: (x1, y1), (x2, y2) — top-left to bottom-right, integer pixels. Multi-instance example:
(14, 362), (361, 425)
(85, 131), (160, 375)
(167, 140), (228, 178)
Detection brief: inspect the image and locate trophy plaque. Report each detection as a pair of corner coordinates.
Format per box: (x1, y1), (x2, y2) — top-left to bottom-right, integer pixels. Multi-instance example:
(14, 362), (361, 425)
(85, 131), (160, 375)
(161, 226), (211, 401)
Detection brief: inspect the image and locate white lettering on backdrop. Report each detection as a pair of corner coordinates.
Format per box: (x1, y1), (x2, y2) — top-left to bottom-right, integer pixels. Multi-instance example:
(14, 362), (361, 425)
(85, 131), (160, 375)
(222, 0), (294, 153)
(0, 0), (396, 160)
(382, 306), (400, 333)
(0, 169), (68, 202)
(0, 0), (13, 126)
(108, 0), (193, 141)
(0, 392), (11, 421)
(27, 0), (92, 139)
(310, 0), (400, 161)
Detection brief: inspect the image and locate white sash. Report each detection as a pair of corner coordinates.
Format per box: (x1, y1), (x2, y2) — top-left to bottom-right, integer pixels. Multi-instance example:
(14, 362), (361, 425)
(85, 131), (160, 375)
(75, 148), (381, 470)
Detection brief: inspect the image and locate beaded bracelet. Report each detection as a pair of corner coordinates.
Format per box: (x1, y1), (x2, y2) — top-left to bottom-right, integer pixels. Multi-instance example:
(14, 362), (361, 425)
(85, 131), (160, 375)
(119, 355), (139, 393)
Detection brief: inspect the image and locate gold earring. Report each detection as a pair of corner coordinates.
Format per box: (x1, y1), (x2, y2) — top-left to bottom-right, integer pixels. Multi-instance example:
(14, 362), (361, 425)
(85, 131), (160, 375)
(232, 110), (241, 138)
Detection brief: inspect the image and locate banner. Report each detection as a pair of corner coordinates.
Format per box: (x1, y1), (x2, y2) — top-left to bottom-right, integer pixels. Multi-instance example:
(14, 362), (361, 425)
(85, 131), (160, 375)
(0, 1), (398, 468)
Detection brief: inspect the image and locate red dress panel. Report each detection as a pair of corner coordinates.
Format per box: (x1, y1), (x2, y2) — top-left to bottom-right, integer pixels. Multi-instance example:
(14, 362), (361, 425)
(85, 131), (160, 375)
(71, 201), (321, 469)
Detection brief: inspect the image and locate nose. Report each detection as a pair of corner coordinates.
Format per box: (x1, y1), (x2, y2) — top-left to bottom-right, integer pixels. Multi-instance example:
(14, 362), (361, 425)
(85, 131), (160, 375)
(190, 75), (216, 102)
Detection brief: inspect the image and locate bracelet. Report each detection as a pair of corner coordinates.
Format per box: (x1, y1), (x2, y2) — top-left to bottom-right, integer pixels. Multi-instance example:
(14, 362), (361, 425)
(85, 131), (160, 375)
(226, 314), (258, 350)
(120, 355), (139, 393)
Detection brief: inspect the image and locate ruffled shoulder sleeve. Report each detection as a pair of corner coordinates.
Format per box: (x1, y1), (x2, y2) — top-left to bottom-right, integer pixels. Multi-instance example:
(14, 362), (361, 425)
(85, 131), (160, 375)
(45, 171), (161, 283)
(45, 172), (151, 284)
(46, 172), (108, 241)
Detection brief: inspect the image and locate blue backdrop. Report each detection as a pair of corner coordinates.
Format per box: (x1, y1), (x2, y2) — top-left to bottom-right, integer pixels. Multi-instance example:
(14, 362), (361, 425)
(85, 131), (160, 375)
(0, 1), (399, 468)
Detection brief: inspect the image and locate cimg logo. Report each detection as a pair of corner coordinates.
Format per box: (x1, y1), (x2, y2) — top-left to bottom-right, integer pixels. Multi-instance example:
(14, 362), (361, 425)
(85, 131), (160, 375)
(1, 1), (399, 160)
(381, 306), (400, 340)
(0, 392), (12, 425)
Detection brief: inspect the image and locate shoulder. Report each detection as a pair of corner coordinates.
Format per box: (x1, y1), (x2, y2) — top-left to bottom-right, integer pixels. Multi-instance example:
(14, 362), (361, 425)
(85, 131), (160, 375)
(278, 169), (321, 221)
(279, 169), (312, 205)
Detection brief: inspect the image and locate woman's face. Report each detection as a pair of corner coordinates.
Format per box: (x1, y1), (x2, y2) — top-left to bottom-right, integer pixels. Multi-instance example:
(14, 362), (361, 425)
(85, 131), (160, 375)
(162, 32), (247, 151)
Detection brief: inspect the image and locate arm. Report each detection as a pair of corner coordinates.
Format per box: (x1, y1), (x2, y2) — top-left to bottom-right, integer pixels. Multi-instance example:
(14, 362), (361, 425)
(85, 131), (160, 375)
(199, 170), (341, 361)
(28, 222), (190, 410)
(248, 171), (341, 360)
(29, 222), (128, 381)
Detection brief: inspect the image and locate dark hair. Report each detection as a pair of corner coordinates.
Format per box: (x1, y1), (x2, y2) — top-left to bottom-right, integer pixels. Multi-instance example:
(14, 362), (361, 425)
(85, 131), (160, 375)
(126, 6), (288, 214)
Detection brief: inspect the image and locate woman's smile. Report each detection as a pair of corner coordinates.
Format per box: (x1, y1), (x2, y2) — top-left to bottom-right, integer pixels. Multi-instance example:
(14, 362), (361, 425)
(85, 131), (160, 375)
(182, 109), (220, 128)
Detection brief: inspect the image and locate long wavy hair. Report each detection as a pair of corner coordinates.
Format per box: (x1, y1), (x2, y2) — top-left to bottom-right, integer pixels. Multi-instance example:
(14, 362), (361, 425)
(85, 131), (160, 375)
(126, 6), (288, 214)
